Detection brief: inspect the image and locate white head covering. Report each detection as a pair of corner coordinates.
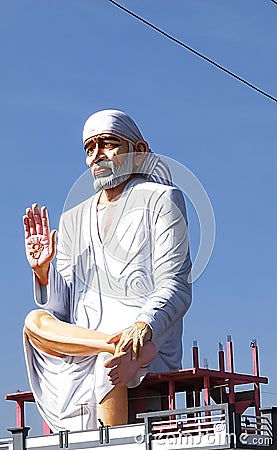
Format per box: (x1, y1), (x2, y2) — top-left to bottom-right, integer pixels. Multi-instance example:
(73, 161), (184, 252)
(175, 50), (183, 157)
(83, 109), (143, 145)
(83, 109), (172, 186)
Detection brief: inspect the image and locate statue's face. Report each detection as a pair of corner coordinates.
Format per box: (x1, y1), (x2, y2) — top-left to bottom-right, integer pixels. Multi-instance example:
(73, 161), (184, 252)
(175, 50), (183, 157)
(84, 133), (133, 191)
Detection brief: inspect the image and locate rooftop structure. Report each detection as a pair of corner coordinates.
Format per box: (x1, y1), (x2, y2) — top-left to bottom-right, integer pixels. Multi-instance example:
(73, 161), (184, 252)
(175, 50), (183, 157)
(1, 337), (275, 450)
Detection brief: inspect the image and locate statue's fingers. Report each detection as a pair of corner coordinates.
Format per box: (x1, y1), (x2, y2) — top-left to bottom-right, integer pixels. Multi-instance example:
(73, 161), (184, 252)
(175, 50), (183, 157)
(105, 359), (119, 370)
(26, 207), (36, 235)
(32, 203), (42, 235)
(132, 337), (140, 359)
(139, 332), (146, 348)
(109, 375), (121, 386)
(49, 230), (57, 260)
(41, 206), (50, 239)
(108, 327), (129, 346)
(106, 366), (120, 383)
(23, 215), (31, 239)
(121, 336), (133, 352)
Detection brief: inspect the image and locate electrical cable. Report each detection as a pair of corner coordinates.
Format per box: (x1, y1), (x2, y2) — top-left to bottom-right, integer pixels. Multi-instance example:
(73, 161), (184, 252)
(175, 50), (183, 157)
(107, 0), (277, 103)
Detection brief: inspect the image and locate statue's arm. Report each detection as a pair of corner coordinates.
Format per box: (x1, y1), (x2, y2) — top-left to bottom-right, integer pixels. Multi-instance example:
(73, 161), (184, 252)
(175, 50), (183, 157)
(136, 188), (192, 343)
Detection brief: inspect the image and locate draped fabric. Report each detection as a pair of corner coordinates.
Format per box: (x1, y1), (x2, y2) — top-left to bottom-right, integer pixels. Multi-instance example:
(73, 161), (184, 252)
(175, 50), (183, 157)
(24, 177), (192, 432)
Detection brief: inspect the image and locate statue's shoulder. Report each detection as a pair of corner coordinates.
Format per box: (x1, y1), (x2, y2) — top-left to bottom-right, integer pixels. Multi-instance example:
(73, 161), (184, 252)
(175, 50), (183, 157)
(60, 194), (97, 223)
(132, 177), (180, 197)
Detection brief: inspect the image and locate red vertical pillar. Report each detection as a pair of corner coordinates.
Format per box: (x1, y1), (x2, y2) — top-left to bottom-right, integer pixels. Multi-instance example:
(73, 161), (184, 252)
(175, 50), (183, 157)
(228, 381), (235, 405)
(226, 335), (234, 372)
(203, 376), (210, 406)
(251, 339), (259, 376)
(194, 387), (201, 407)
(218, 342), (225, 372)
(191, 341), (200, 410)
(253, 381), (261, 419)
(192, 340), (199, 368)
(15, 401), (25, 427)
(226, 337), (235, 410)
(251, 340), (261, 418)
(168, 379), (176, 410)
(203, 376), (210, 420)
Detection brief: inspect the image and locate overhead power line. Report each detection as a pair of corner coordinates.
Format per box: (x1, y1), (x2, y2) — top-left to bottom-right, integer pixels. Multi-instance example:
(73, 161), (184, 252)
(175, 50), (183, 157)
(108, 0), (277, 103)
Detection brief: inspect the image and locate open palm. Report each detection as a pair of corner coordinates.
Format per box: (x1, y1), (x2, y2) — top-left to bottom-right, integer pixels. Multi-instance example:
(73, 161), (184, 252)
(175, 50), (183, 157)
(23, 204), (56, 271)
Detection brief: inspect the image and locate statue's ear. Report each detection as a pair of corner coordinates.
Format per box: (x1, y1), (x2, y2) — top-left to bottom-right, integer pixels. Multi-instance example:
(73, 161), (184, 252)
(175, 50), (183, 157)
(133, 140), (149, 167)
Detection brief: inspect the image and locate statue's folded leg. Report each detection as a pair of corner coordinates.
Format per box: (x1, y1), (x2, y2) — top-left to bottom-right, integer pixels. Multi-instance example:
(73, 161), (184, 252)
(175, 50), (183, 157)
(97, 385), (128, 426)
(24, 309), (114, 357)
(24, 310), (158, 427)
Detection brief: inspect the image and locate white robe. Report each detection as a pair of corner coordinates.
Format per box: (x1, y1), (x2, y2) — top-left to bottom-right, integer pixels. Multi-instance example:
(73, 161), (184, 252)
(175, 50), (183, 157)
(24, 177), (192, 432)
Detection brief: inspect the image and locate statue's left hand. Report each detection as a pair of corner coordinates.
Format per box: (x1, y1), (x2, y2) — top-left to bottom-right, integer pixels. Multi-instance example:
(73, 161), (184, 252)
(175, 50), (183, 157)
(106, 321), (152, 359)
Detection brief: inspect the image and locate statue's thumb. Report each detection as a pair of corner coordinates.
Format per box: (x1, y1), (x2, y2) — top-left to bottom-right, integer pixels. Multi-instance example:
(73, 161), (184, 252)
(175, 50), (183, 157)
(50, 230), (57, 257)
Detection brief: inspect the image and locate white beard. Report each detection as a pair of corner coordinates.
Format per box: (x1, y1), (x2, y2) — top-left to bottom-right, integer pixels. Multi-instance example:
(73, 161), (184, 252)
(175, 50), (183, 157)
(92, 150), (134, 191)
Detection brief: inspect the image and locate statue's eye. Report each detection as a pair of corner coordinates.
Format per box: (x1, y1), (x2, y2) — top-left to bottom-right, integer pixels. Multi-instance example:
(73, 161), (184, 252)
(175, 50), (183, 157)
(104, 142), (116, 149)
(86, 147), (94, 157)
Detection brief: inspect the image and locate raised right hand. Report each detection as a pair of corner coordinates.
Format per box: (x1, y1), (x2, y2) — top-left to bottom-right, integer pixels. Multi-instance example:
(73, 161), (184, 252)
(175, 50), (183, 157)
(23, 204), (56, 284)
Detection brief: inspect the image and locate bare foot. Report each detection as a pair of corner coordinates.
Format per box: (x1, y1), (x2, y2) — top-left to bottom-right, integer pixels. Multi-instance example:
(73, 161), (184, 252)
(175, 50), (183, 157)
(104, 341), (157, 386)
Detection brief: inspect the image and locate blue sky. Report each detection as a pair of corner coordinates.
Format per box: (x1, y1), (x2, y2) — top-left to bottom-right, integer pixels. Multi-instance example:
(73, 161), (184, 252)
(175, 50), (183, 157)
(0, 0), (276, 436)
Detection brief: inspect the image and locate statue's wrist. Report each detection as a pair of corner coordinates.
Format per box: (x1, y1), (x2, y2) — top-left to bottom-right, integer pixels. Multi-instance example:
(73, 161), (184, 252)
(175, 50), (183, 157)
(135, 321), (153, 341)
(33, 265), (50, 286)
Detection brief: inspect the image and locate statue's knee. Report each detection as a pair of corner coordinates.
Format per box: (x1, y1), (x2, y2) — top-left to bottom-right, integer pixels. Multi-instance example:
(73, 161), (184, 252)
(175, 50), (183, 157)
(25, 309), (50, 329)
